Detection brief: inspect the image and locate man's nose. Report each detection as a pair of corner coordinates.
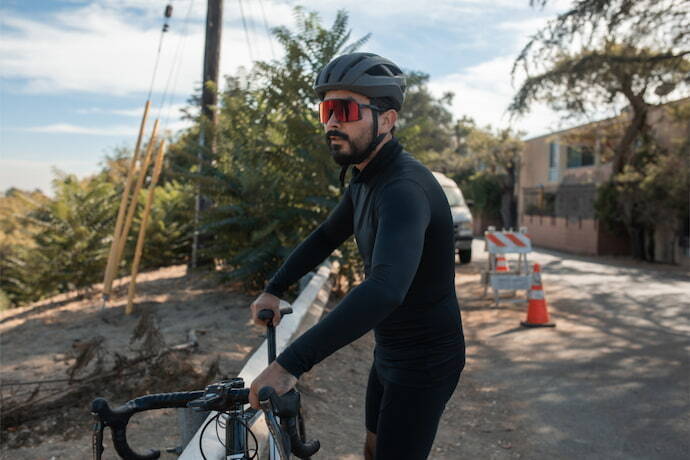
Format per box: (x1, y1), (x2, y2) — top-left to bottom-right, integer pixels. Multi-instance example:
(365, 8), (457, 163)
(325, 112), (340, 130)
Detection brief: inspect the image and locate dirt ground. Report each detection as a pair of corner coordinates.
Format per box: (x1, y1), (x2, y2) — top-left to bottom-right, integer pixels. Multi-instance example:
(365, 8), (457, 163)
(298, 243), (690, 460)
(1, 265), (266, 459)
(3, 246), (687, 460)
(1, 260), (515, 460)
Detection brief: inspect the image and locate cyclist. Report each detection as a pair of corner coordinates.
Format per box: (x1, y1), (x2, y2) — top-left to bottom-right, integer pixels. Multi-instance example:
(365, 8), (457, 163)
(249, 52), (465, 460)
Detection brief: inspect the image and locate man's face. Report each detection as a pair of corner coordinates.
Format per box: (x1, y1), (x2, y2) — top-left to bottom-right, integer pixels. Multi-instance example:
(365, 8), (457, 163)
(322, 90), (376, 166)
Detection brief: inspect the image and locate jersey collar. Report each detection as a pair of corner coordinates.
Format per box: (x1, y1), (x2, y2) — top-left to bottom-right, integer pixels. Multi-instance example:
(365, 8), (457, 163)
(352, 138), (403, 185)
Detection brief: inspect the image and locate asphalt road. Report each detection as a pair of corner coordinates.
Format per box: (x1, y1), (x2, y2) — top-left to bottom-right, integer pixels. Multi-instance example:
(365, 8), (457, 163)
(463, 239), (690, 459)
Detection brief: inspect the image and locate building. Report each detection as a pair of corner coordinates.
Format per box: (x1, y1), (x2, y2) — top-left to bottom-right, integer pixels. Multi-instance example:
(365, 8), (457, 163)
(518, 98), (689, 266)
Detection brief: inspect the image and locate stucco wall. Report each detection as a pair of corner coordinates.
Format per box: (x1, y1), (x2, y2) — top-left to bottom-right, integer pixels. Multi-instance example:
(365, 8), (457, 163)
(521, 215), (599, 255)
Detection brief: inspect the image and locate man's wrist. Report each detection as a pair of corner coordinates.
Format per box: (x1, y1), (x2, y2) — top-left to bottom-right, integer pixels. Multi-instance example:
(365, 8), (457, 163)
(276, 352), (302, 380)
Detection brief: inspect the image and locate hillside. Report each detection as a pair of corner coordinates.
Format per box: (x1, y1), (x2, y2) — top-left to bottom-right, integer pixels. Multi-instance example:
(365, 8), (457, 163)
(0, 265), (263, 459)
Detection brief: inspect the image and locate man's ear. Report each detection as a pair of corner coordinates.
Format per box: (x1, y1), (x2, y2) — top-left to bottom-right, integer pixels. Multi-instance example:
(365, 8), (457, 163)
(379, 109), (398, 134)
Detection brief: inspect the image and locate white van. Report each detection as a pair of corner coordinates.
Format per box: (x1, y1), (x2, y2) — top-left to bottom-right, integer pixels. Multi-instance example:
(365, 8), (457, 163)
(432, 172), (474, 263)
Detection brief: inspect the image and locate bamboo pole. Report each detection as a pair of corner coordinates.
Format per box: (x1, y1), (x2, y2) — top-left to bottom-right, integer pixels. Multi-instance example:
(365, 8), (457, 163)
(102, 100), (151, 303)
(126, 140), (167, 315)
(105, 119), (160, 296)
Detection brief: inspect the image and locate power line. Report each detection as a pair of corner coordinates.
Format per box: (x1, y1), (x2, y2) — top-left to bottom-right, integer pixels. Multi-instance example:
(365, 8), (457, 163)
(237, 0), (255, 62)
(160, 0), (197, 130)
(244, 0), (260, 56)
(147, 21), (168, 101)
(258, 0), (276, 59)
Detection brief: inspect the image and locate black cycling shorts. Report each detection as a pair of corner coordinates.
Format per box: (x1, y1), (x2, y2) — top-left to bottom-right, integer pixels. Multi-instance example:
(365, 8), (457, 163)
(365, 363), (461, 459)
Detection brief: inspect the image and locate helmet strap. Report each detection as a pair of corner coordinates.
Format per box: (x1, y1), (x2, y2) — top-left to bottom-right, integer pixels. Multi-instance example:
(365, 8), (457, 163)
(339, 109), (389, 188)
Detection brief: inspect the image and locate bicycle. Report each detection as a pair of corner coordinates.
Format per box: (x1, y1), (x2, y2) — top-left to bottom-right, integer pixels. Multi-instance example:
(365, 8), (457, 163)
(91, 307), (320, 460)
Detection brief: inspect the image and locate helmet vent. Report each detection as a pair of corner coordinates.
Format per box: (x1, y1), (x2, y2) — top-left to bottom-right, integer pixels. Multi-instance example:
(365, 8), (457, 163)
(339, 55), (368, 80)
(366, 64), (395, 77)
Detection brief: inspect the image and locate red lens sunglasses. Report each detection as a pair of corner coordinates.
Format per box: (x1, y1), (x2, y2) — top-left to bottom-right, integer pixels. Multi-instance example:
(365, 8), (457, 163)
(318, 99), (381, 123)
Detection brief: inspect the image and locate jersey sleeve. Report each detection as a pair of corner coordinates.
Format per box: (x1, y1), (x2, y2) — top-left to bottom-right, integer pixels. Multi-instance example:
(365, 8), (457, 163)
(264, 189), (354, 298)
(276, 179), (431, 378)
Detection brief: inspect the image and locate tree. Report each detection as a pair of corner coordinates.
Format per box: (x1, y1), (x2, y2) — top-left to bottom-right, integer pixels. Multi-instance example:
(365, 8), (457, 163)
(165, 8), (372, 289)
(5, 174), (118, 302)
(397, 72), (455, 155)
(1, 159), (197, 307)
(465, 126), (524, 229)
(0, 189), (48, 308)
(165, 8), (469, 290)
(511, 40), (690, 174)
(511, 0), (690, 259)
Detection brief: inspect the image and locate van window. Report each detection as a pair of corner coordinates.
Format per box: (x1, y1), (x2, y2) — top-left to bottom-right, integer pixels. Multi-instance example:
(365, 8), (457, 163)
(443, 186), (466, 207)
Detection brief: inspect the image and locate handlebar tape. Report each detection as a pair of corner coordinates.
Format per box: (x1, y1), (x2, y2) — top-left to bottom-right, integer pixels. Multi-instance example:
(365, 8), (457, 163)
(91, 391), (203, 460)
(258, 306), (293, 321)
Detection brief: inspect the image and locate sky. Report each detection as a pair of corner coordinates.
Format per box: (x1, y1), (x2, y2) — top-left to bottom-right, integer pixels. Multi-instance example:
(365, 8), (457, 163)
(0, 0), (578, 195)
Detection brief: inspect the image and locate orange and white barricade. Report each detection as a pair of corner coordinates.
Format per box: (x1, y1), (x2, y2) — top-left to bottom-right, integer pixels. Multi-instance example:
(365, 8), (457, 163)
(482, 227), (533, 306)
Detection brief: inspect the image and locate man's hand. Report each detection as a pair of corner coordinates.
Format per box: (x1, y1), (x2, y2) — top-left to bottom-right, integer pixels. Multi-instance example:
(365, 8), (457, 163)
(249, 361), (297, 409)
(251, 292), (282, 326)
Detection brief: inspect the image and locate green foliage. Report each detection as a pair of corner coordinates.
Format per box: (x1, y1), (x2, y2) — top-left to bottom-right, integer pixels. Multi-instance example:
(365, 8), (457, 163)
(596, 133), (690, 234)
(128, 181), (195, 270)
(417, 119), (523, 228)
(511, 40), (690, 123)
(0, 174), (117, 306)
(524, 0), (689, 66)
(397, 72), (455, 155)
(593, 180), (627, 233)
(179, 8), (367, 289)
(166, 7), (485, 290)
(29, 174), (118, 294)
(0, 289), (11, 311)
(461, 172), (503, 218)
(1, 168), (196, 307)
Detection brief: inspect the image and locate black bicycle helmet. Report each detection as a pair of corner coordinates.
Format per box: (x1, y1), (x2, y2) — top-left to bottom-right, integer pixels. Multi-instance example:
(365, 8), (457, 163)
(314, 53), (406, 110)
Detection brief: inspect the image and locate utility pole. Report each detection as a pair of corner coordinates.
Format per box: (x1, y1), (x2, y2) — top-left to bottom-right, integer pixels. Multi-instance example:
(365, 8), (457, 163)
(191, 0), (223, 268)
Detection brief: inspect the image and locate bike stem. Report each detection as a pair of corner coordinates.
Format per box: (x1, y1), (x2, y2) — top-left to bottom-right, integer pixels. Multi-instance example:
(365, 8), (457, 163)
(267, 323), (277, 364)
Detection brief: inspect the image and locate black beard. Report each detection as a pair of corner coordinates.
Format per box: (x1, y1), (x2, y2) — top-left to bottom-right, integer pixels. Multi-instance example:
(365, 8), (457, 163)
(326, 130), (373, 166)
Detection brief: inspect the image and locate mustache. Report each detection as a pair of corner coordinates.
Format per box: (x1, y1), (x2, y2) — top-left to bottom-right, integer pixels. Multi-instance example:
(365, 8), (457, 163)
(326, 130), (349, 141)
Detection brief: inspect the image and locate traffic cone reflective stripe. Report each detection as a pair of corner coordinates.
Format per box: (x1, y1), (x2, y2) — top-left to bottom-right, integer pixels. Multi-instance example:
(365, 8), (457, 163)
(521, 263), (555, 328)
(496, 256), (509, 272)
(529, 286), (544, 300)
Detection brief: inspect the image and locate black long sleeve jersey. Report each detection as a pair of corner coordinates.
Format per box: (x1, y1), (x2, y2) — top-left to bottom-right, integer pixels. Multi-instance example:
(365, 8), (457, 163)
(265, 138), (465, 387)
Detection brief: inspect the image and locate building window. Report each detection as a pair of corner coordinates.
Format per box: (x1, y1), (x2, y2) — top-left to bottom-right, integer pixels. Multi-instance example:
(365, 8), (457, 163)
(549, 142), (558, 167)
(566, 146), (595, 168)
(548, 142), (559, 182)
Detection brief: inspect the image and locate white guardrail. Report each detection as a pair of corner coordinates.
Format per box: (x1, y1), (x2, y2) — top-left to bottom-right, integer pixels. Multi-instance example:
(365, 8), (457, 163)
(179, 260), (334, 459)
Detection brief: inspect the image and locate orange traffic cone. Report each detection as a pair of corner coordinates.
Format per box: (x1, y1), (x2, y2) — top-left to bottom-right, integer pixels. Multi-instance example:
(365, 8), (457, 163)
(521, 263), (555, 328)
(496, 255), (509, 272)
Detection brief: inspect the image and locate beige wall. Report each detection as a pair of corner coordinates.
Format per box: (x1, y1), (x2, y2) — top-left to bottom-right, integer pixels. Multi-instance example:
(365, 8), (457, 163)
(521, 215), (630, 256)
(522, 215), (599, 255)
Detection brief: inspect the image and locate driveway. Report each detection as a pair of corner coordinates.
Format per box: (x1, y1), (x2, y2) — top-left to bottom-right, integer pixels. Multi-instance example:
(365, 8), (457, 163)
(452, 239), (690, 459)
(300, 239), (690, 459)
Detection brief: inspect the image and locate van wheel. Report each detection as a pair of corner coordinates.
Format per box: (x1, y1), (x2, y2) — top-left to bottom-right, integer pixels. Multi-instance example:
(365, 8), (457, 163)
(459, 249), (472, 264)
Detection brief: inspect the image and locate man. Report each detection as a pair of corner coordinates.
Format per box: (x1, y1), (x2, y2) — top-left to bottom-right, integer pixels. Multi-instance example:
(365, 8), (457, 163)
(249, 52), (465, 459)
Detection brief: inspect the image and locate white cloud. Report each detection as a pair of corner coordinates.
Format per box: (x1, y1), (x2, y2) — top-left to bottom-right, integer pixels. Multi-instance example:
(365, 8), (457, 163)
(497, 16), (553, 34)
(428, 56), (567, 138)
(0, 1), (291, 97)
